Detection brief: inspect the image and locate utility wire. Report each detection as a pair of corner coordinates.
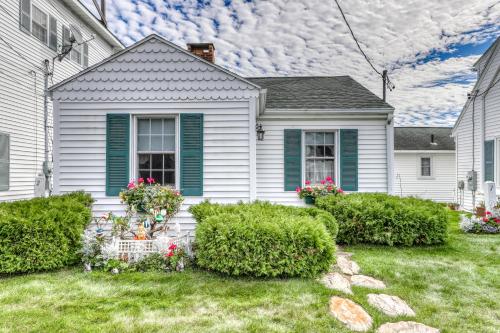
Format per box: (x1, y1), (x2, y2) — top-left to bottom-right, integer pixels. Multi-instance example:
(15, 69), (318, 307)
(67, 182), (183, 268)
(0, 35), (43, 71)
(333, 0), (382, 77)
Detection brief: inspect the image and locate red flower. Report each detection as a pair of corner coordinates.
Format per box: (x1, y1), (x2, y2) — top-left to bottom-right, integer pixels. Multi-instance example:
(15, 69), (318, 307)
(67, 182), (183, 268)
(166, 251), (174, 257)
(295, 186), (301, 193)
(168, 244), (177, 250)
(327, 186), (333, 191)
(307, 187), (312, 192)
(127, 181), (135, 189)
(138, 177), (144, 184)
(325, 176), (332, 182)
(337, 188), (344, 193)
(486, 211), (492, 215)
(147, 177), (155, 184)
(320, 180), (326, 185)
(305, 180), (311, 185)
(483, 217), (489, 222)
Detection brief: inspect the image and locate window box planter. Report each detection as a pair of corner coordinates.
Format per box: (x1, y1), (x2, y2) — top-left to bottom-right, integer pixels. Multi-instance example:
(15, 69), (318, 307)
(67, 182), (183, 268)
(304, 196), (315, 205)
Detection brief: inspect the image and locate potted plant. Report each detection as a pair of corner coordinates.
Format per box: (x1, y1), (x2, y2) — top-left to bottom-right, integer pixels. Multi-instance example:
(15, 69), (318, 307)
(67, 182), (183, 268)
(475, 201), (486, 217)
(296, 176), (343, 204)
(447, 202), (459, 211)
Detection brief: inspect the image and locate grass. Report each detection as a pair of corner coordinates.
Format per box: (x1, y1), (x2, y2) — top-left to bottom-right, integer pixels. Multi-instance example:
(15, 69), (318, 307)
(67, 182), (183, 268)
(0, 212), (498, 333)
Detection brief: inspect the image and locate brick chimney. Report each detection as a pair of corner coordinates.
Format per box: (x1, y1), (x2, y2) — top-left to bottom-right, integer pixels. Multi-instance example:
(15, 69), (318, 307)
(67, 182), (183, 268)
(187, 43), (215, 63)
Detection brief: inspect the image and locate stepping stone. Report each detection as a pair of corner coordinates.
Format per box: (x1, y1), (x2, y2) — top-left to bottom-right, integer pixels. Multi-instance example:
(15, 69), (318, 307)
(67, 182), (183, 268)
(377, 321), (440, 333)
(367, 294), (415, 317)
(336, 255), (360, 275)
(351, 275), (386, 289)
(329, 296), (372, 332)
(320, 272), (352, 294)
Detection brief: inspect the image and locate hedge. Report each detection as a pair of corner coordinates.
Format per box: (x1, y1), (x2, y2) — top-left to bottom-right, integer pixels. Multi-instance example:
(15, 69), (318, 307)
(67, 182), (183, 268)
(189, 201), (336, 277)
(315, 193), (448, 246)
(0, 192), (93, 274)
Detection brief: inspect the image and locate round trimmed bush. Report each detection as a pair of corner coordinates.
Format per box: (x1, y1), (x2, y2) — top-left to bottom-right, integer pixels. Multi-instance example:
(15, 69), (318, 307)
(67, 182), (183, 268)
(315, 193), (449, 246)
(190, 201), (336, 277)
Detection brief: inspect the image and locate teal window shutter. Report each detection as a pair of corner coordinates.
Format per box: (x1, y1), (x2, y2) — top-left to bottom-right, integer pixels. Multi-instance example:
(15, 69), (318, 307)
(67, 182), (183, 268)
(106, 114), (130, 196)
(340, 129), (358, 191)
(180, 113), (204, 196)
(284, 129), (302, 191)
(484, 140), (494, 182)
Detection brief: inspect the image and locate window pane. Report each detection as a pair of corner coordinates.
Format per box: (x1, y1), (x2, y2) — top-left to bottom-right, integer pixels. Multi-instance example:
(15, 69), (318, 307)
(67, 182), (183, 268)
(325, 160), (334, 179)
(325, 133), (334, 144)
(139, 170), (150, 180)
(0, 134), (9, 161)
(314, 132), (324, 144)
(315, 146), (325, 157)
(325, 145), (334, 157)
(306, 145), (314, 157)
(421, 158), (431, 176)
(151, 135), (162, 151)
(137, 135), (149, 151)
(152, 171), (163, 185)
(164, 171), (175, 185)
(151, 119), (162, 134)
(164, 154), (175, 169)
(164, 119), (175, 134)
(306, 160), (314, 183)
(151, 154), (163, 169)
(138, 154), (150, 169)
(49, 16), (57, 51)
(138, 119), (150, 134)
(32, 6), (47, 44)
(163, 135), (175, 151)
(305, 132), (314, 145)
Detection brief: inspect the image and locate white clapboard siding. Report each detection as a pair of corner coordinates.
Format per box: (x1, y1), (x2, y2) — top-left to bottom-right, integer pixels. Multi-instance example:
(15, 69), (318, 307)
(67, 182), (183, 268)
(0, 0), (118, 201)
(394, 151), (456, 202)
(453, 40), (500, 210)
(255, 116), (389, 205)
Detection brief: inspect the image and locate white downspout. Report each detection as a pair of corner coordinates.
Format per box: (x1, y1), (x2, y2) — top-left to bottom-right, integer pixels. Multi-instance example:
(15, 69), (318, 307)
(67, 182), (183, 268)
(386, 113), (394, 194)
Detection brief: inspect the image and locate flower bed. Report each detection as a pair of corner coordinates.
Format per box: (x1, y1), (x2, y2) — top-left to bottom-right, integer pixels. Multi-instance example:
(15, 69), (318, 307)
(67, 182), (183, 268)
(460, 210), (500, 234)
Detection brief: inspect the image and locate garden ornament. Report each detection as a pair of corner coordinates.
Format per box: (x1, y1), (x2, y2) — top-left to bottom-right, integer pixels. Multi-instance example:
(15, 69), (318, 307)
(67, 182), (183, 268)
(84, 262), (92, 273)
(111, 268), (119, 275)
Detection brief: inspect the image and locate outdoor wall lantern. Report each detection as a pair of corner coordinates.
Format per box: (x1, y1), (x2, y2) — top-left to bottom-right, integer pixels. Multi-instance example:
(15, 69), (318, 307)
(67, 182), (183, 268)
(256, 123), (265, 141)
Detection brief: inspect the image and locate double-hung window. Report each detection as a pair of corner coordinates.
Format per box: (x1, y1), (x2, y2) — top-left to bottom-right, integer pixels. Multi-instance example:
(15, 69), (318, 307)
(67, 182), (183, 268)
(420, 157), (432, 177)
(0, 133), (9, 191)
(31, 5), (48, 44)
(137, 118), (176, 186)
(305, 132), (335, 184)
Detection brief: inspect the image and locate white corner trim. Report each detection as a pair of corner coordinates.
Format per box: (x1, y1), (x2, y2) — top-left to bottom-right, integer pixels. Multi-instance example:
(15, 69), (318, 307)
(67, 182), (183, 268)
(52, 99), (60, 194)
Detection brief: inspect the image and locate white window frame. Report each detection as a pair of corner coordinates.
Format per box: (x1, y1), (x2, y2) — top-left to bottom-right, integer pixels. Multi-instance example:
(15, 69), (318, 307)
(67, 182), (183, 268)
(31, 4), (48, 45)
(302, 130), (338, 185)
(417, 155), (434, 179)
(131, 115), (180, 188)
(20, 1), (58, 52)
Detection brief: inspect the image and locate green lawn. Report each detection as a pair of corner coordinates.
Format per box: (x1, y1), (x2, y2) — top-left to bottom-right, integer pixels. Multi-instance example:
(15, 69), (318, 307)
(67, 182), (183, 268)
(0, 213), (498, 333)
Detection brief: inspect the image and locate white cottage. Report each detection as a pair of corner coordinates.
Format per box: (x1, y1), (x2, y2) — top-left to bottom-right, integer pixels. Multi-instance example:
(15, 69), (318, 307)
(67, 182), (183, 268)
(49, 35), (394, 232)
(0, 0), (122, 201)
(394, 127), (455, 202)
(452, 37), (500, 211)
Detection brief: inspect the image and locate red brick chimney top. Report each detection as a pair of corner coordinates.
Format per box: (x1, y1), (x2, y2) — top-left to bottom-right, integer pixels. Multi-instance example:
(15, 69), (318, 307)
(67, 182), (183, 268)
(187, 43), (215, 63)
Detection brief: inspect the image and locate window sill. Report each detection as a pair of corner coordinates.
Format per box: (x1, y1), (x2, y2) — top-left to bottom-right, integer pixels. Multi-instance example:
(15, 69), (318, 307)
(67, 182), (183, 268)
(417, 176), (435, 180)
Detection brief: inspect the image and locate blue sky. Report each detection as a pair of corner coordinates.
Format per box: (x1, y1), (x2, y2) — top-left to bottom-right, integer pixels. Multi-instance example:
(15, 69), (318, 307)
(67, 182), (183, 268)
(82, 0), (500, 126)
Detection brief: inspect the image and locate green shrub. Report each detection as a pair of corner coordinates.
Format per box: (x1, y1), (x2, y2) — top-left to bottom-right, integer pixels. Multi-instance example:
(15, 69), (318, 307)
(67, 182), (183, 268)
(190, 201), (336, 277)
(190, 200), (338, 240)
(0, 192), (93, 274)
(315, 193), (449, 246)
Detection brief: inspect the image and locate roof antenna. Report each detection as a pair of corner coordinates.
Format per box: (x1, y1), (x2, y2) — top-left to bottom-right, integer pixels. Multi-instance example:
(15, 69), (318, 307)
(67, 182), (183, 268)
(430, 134), (438, 146)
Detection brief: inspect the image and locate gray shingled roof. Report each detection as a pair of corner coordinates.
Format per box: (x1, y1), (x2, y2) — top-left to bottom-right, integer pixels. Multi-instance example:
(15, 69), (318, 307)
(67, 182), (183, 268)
(247, 76), (393, 110)
(395, 127), (455, 151)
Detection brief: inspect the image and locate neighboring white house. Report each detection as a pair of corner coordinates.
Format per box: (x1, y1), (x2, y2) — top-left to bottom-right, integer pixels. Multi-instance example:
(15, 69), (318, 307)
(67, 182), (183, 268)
(394, 127), (456, 202)
(0, 0), (123, 201)
(48, 34), (394, 233)
(452, 37), (500, 211)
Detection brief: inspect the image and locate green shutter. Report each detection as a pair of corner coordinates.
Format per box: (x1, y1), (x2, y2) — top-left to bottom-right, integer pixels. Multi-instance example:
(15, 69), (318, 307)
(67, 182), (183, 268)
(284, 129), (302, 191)
(180, 113), (203, 196)
(106, 114), (130, 196)
(340, 129), (358, 191)
(484, 140), (494, 182)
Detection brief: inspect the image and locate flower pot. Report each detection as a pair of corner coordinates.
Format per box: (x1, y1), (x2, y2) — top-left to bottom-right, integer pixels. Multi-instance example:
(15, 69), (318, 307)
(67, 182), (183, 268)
(476, 207), (485, 217)
(304, 196), (315, 205)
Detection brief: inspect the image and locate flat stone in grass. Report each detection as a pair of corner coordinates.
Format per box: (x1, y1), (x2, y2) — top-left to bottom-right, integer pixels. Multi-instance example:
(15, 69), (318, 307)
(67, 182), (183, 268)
(376, 321), (440, 333)
(367, 294), (415, 317)
(351, 275), (386, 289)
(336, 255), (360, 275)
(329, 296), (372, 332)
(320, 272), (352, 294)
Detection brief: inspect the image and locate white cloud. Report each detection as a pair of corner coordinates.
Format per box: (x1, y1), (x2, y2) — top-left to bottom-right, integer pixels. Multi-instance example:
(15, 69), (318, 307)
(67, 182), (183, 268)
(82, 0), (500, 126)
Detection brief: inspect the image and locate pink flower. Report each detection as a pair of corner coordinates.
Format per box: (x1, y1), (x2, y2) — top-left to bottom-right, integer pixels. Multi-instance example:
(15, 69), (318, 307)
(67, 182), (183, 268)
(337, 188), (344, 193)
(325, 176), (332, 182)
(305, 180), (311, 185)
(486, 211), (492, 215)
(127, 182), (135, 189)
(169, 244), (177, 250)
(483, 217), (489, 222)
(138, 177), (144, 184)
(306, 186), (312, 192)
(320, 180), (326, 185)
(147, 177), (155, 184)
(165, 251), (174, 257)
(327, 186), (333, 191)
(295, 186), (301, 193)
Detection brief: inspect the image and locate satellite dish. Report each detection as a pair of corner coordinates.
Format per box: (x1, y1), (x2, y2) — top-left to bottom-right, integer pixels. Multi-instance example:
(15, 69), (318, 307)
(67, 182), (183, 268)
(69, 24), (83, 44)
